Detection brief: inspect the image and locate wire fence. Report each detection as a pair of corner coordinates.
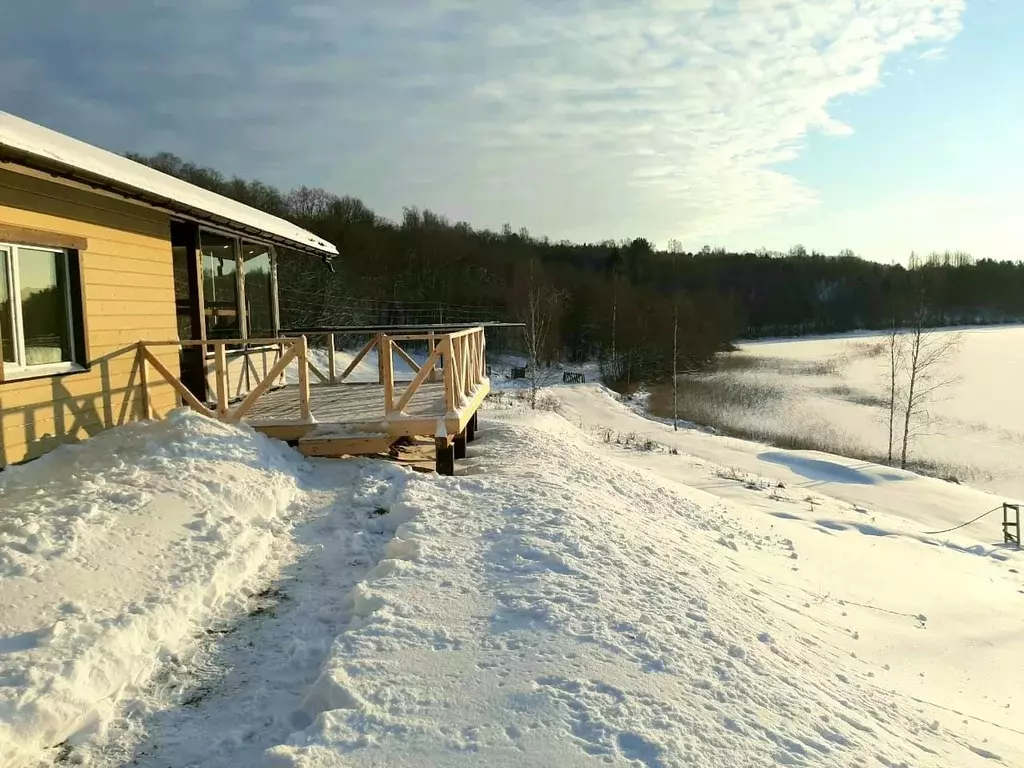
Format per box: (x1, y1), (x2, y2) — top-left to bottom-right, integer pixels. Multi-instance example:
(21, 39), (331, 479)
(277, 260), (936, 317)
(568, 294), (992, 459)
(276, 289), (509, 328)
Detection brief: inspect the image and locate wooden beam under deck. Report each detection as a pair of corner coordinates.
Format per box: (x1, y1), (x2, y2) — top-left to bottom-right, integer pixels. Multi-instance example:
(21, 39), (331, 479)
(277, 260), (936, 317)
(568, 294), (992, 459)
(299, 435), (394, 458)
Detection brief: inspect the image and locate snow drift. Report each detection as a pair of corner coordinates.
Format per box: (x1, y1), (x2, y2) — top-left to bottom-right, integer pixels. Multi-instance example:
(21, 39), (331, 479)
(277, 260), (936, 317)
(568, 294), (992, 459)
(0, 411), (305, 767)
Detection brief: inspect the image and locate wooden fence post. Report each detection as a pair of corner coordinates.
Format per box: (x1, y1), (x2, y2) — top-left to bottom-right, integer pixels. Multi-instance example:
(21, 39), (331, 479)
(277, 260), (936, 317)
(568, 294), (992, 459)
(428, 331), (437, 382)
(327, 332), (336, 384)
(297, 336), (312, 421)
(381, 334), (394, 414)
(443, 338), (456, 414)
(214, 342), (228, 417)
(480, 330), (487, 381)
(137, 343), (153, 419)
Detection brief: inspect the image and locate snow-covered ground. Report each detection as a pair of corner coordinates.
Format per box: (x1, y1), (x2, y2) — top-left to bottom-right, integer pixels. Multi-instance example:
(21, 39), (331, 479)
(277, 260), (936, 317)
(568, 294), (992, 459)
(0, 412), (305, 766)
(667, 325), (1024, 499)
(2, 384), (1022, 766)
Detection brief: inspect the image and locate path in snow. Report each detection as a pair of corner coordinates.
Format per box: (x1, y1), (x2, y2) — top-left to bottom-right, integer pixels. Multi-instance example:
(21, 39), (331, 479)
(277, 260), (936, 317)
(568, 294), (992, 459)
(79, 460), (419, 767)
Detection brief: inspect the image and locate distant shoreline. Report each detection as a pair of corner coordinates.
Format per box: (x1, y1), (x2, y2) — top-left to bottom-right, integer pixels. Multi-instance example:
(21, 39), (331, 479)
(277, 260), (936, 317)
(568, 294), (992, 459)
(739, 321), (1024, 346)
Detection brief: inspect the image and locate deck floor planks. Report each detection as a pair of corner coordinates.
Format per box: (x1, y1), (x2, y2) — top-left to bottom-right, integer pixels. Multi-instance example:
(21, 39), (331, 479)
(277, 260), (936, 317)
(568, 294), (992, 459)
(244, 381), (447, 426)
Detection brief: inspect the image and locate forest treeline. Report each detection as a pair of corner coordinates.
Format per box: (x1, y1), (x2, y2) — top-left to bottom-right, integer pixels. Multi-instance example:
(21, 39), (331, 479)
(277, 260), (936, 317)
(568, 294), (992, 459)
(129, 151), (1024, 385)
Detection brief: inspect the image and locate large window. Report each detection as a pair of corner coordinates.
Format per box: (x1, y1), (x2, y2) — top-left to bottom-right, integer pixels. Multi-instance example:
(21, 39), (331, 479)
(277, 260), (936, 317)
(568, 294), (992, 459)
(200, 231), (239, 339)
(0, 243), (83, 379)
(242, 241), (275, 338)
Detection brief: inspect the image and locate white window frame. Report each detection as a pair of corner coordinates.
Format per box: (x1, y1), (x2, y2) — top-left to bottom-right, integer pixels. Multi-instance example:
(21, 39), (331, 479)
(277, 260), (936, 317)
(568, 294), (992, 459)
(0, 242), (84, 381)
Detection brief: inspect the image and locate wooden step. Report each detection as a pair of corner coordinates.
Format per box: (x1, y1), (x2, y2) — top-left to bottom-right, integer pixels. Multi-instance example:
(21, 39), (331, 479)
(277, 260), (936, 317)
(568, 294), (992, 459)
(297, 433), (393, 458)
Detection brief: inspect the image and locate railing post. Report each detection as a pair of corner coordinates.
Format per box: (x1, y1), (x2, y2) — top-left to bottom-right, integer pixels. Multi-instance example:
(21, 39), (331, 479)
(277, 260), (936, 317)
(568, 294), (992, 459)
(381, 334), (395, 415)
(470, 332), (479, 385)
(459, 335), (469, 403)
(242, 346), (251, 394)
(443, 337), (456, 414)
(376, 333), (385, 384)
(450, 335), (461, 406)
(327, 332), (336, 385)
(428, 331), (437, 382)
(214, 342), (228, 418)
(137, 343), (153, 419)
(297, 335), (312, 422)
(480, 330), (487, 381)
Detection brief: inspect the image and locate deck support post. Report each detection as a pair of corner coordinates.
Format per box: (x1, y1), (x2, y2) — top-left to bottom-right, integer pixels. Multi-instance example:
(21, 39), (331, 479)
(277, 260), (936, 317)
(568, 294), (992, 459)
(466, 415), (475, 443)
(435, 437), (455, 476)
(454, 430), (467, 460)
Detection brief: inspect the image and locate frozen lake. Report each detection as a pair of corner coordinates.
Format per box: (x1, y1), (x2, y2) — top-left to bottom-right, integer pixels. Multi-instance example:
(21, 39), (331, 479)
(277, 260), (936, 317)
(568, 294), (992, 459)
(656, 325), (1024, 500)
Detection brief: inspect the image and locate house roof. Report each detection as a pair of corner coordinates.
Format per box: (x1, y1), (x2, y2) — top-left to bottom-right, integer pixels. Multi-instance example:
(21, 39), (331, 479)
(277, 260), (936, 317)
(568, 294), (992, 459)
(0, 111), (337, 258)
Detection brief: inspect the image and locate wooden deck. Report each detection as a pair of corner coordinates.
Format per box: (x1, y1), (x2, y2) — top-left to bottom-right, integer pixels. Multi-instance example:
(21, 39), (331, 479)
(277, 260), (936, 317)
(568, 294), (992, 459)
(137, 328), (490, 469)
(243, 378), (486, 458)
(245, 381), (444, 425)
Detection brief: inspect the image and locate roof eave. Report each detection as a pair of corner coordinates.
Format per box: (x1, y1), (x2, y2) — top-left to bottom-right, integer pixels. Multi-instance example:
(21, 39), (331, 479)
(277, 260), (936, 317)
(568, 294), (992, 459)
(0, 145), (337, 259)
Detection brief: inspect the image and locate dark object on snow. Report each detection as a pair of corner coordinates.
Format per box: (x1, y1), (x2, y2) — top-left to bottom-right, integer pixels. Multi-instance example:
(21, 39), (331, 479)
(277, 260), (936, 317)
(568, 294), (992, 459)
(562, 371), (586, 384)
(510, 366), (527, 380)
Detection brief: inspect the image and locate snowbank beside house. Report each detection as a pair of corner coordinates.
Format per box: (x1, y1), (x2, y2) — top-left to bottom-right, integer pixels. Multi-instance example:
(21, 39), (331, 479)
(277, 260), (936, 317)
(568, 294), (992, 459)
(0, 411), (305, 767)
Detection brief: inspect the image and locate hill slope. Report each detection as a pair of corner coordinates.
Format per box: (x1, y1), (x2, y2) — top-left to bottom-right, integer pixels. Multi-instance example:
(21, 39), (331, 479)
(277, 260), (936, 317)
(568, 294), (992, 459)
(2, 388), (1021, 766)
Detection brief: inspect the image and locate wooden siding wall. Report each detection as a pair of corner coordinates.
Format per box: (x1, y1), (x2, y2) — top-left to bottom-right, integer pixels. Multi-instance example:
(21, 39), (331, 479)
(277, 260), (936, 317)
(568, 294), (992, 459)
(0, 166), (179, 466)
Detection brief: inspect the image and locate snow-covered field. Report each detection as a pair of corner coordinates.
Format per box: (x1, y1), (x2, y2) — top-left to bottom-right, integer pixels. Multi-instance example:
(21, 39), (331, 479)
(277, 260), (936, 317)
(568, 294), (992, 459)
(2, 383), (1022, 766)
(659, 325), (1024, 499)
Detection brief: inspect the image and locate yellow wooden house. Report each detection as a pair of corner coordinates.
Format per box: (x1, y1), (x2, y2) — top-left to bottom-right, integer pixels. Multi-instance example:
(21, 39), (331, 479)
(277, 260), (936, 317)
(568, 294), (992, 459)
(1, 112), (489, 474)
(0, 111), (337, 467)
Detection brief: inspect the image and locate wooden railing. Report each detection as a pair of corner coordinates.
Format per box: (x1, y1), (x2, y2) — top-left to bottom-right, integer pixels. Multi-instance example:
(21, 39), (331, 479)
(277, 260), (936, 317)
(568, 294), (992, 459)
(137, 336), (311, 424)
(277, 328), (486, 415)
(379, 327), (486, 417)
(136, 327), (488, 431)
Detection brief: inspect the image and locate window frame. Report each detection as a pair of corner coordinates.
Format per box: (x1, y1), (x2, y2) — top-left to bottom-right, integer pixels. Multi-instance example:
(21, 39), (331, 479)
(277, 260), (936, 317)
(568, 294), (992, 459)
(199, 228), (243, 341)
(240, 239), (278, 340)
(197, 226), (280, 343)
(0, 241), (86, 382)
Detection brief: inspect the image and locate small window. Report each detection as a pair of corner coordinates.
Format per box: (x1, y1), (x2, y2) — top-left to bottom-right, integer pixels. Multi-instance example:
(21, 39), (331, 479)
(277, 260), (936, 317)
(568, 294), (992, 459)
(0, 243), (85, 381)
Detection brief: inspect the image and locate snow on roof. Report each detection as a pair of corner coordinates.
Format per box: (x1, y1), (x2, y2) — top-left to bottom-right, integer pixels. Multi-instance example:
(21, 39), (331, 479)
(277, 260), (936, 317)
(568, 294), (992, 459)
(0, 111), (337, 257)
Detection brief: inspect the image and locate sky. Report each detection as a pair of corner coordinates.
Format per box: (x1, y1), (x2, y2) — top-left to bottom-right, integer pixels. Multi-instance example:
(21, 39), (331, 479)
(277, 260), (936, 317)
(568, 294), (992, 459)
(0, 0), (1020, 263)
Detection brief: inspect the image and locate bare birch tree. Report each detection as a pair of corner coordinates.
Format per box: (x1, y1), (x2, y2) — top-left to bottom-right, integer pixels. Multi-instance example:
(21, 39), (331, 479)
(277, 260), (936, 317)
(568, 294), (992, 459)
(884, 312), (905, 465)
(898, 293), (961, 469)
(516, 259), (564, 408)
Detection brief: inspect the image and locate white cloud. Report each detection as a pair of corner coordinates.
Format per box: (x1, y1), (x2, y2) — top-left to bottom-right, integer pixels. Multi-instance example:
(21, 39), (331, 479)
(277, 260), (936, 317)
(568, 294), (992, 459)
(0, 0), (965, 246)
